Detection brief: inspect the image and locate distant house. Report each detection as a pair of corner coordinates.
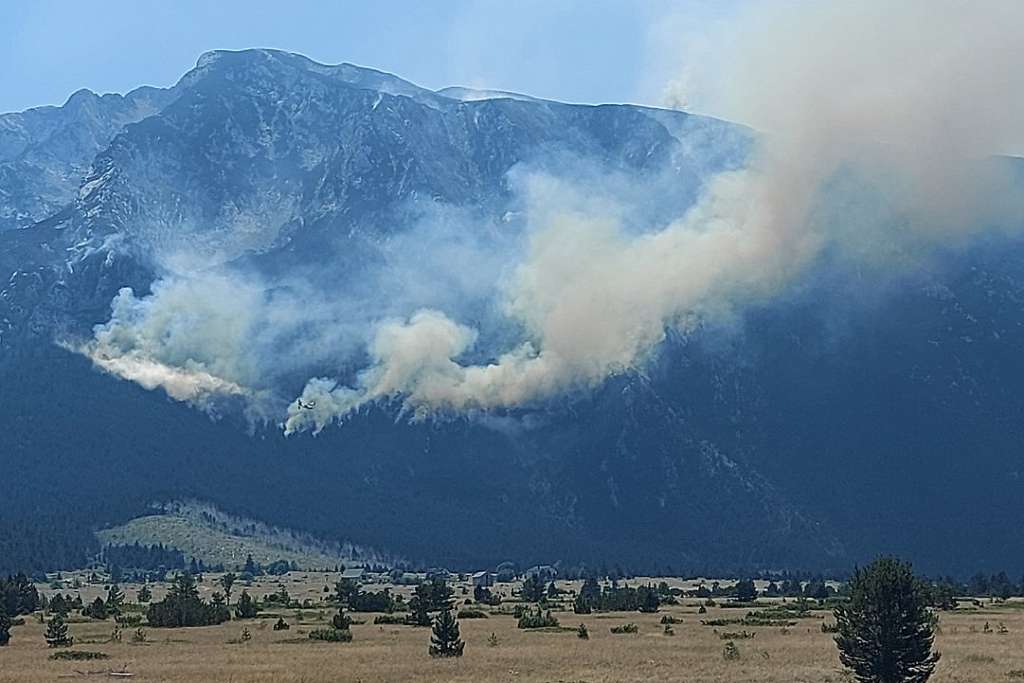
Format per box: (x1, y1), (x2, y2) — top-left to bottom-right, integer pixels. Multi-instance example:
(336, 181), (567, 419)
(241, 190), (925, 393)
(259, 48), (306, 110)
(472, 571), (495, 588)
(524, 565), (558, 583)
(340, 567), (365, 581)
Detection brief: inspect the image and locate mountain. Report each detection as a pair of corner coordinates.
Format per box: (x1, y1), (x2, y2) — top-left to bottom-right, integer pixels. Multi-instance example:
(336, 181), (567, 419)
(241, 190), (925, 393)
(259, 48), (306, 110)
(1, 49), (1022, 577)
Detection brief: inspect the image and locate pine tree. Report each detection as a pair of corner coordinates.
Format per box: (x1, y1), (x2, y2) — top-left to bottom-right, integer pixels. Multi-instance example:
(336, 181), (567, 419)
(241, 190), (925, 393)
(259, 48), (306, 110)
(573, 592), (592, 614)
(734, 579), (757, 602)
(243, 555), (260, 576)
(45, 613), (73, 648)
(406, 593), (432, 626)
(106, 584), (125, 614)
(235, 590), (259, 619)
(0, 603), (11, 646)
(834, 558), (941, 683)
(137, 584), (152, 603)
(220, 573), (236, 605)
(428, 608), (465, 658)
(49, 593), (69, 616)
(639, 586), (660, 613)
(83, 596), (108, 620)
(331, 607), (352, 631)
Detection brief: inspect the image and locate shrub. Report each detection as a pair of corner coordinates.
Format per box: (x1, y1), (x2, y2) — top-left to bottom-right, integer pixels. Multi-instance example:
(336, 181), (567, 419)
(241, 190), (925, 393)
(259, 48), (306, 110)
(487, 632), (499, 647)
(457, 609), (488, 619)
(723, 641), (740, 661)
(698, 605), (708, 614)
(132, 628), (147, 644)
(610, 623), (639, 634)
(332, 609), (352, 630)
(719, 630), (756, 640)
(82, 597), (109, 620)
(373, 614), (407, 625)
(577, 623), (589, 640)
(308, 628), (352, 642)
(273, 618), (290, 631)
(821, 622), (839, 633)
(663, 625), (675, 636)
(660, 615), (681, 624)
(517, 606), (559, 629)
(49, 651), (110, 661)
(115, 613), (143, 627)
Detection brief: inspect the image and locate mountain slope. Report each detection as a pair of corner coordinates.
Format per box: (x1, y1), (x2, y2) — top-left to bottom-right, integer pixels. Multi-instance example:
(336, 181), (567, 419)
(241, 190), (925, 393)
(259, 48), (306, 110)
(1, 50), (1022, 577)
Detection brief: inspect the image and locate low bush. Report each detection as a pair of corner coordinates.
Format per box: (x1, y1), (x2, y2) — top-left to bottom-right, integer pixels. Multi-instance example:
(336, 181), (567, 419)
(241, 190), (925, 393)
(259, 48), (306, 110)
(517, 606), (559, 629)
(457, 609), (488, 619)
(308, 628), (352, 642)
(610, 623), (639, 634)
(373, 614), (407, 625)
(49, 651), (109, 661)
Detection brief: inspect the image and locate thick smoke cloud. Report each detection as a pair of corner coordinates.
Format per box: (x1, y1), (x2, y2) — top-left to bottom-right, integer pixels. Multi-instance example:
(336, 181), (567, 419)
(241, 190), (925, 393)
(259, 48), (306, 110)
(83, 0), (1024, 433)
(286, 0), (1024, 432)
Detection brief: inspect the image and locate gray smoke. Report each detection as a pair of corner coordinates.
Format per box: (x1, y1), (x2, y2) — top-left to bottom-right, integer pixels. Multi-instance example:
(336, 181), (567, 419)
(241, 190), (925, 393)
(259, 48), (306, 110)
(80, 1), (1024, 433)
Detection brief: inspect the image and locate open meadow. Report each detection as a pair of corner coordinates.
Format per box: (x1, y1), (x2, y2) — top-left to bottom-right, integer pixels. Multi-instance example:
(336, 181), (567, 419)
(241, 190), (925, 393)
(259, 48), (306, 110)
(3, 573), (1024, 682)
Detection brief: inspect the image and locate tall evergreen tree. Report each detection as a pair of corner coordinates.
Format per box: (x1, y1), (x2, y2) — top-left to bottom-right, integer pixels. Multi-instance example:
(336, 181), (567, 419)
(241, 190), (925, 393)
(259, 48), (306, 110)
(429, 608), (465, 658)
(734, 579), (758, 602)
(834, 558), (941, 683)
(45, 613), (73, 648)
(106, 583), (125, 614)
(0, 603), (11, 646)
(220, 573), (236, 605)
(573, 592), (592, 614)
(234, 590), (259, 619)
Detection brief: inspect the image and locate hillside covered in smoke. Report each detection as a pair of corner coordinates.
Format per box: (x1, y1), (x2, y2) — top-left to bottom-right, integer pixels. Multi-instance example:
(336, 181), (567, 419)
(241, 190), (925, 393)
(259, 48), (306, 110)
(3, 2), (1024, 576)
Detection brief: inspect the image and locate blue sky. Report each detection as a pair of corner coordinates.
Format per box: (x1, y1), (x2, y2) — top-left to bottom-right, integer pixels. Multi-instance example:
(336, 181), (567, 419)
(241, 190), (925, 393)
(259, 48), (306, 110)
(1, 0), (737, 114)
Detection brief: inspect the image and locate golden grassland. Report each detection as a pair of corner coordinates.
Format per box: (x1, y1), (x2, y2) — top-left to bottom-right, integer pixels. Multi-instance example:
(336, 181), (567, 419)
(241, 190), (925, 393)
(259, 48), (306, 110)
(3, 575), (1024, 682)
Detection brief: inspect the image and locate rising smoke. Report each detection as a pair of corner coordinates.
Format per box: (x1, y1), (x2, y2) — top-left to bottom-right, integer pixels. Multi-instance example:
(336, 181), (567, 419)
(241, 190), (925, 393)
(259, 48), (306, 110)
(82, 0), (1024, 434)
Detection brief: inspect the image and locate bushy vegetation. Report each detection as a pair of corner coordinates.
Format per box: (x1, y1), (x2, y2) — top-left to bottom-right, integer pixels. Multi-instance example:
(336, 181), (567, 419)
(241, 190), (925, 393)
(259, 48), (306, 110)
(146, 573), (230, 628)
(308, 627), (352, 642)
(234, 590), (259, 619)
(517, 606), (560, 629)
(49, 650), (110, 661)
(373, 614), (408, 625)
(570, 577), (662, 614)
(1, 573), (40, 617)
(101, 543), (187, 574)
(457, 608), (488, 619)
(610, 623), (639, 634)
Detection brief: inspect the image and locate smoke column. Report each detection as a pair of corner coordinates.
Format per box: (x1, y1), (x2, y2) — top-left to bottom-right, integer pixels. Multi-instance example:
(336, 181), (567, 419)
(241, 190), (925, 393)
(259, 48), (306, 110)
(284, 0), (1024, 432)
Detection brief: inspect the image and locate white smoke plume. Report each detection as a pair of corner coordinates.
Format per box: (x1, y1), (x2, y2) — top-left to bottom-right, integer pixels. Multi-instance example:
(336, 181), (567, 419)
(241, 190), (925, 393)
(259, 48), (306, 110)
(286, 0), (1024, 432)
(80, 1), (1024, 433)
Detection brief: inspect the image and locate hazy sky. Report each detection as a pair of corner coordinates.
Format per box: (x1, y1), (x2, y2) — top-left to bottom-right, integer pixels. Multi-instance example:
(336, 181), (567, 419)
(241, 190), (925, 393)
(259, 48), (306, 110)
(1, 0), (738, 114)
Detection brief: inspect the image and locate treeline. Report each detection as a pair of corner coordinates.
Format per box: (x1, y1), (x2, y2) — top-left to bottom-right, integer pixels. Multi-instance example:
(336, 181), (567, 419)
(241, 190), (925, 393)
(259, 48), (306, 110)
(0, 516), (97, 576)
(1, 574), (41, 616)
(101, 542), (188, 574)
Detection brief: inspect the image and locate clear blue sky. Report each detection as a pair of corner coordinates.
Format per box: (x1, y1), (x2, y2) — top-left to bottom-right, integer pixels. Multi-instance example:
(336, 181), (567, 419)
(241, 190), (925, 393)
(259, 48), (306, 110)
(2, 0), (737, 114)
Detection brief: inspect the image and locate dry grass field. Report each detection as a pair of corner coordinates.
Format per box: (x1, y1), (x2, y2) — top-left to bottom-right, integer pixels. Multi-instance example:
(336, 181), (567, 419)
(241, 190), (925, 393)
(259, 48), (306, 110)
(3, 574), (1024, 682)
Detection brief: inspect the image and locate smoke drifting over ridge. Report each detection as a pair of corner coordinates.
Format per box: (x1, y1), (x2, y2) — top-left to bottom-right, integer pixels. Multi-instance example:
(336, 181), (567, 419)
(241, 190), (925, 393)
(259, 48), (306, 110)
(283, 0), (1024, 432)
(81, 1), (1024, 433)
